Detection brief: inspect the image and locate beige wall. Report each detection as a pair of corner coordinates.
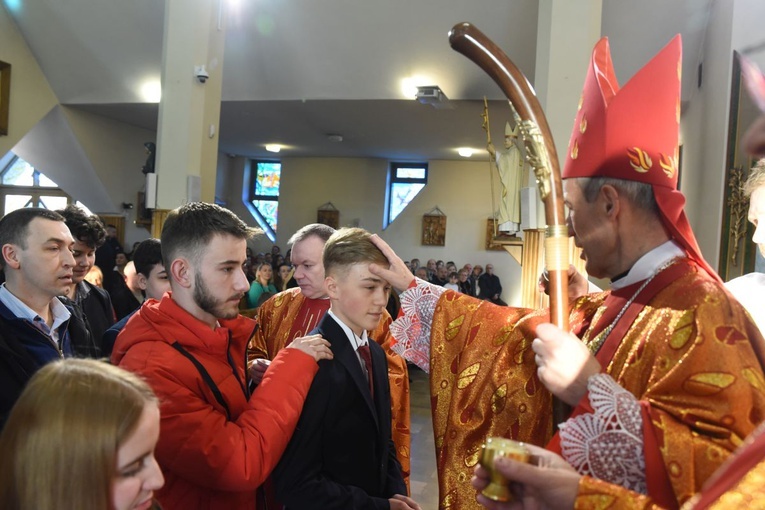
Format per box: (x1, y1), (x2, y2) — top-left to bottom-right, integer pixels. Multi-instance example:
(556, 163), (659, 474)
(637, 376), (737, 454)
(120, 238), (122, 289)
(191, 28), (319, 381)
(60, 107), (157, 247)
(219, 156), (524, 305)
(0, 4), (58, 156)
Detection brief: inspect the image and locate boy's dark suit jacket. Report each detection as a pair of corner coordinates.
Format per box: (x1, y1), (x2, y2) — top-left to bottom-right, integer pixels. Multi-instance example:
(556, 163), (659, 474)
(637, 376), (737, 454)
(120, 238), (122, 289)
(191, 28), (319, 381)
(273, 313), (407, 509)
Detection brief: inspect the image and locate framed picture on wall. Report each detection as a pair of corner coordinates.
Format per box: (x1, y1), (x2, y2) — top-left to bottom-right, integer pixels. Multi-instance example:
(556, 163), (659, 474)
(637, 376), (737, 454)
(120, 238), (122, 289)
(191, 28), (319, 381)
(422, 208), (446, 246)
(317, 202), (340, 229)
(136, 192), (152, 228)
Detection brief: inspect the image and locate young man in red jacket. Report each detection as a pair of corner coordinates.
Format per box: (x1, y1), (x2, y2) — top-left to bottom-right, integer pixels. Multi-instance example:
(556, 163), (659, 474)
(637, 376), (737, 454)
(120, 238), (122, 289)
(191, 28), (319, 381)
(112, 202), (333, 510)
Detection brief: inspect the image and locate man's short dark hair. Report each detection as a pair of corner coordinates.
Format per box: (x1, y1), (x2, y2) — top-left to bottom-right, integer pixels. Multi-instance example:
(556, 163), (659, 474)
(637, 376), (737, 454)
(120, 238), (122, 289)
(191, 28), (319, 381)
(161, 202), (260, 271)
(0, 208), (65, 250)
(133, 238), (163, 278)
(288, 224), (335, 247)
(57, 204), (107, 249)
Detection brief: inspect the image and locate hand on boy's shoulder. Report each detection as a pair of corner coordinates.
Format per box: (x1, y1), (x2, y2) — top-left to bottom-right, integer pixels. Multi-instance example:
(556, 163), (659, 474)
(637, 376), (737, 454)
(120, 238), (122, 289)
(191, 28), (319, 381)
(286, 334), (334, 362)
(389, 494), (421, 510)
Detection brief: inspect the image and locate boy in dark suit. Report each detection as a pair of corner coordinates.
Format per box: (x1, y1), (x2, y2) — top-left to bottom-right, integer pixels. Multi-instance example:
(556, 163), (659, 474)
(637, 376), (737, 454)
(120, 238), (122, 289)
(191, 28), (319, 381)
(274, 228), (419, 510)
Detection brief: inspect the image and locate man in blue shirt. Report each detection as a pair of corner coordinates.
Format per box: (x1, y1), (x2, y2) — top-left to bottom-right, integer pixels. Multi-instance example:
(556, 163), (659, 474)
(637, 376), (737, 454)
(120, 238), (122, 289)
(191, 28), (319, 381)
(0, 208), (76, 429)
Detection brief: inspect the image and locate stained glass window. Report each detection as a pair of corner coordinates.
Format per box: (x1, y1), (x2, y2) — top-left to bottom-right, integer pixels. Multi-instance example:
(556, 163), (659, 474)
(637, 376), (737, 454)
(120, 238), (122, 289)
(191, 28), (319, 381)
(243, 160), (280, 242)
(384, 163), (428, 228)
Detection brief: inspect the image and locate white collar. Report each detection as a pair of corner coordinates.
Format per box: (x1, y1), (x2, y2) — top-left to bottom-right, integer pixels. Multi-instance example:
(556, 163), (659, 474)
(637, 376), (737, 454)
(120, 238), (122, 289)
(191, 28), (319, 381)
(0, 283), (71, 331)
(328, 309), (368, 351)
(611, 240), (686, 290)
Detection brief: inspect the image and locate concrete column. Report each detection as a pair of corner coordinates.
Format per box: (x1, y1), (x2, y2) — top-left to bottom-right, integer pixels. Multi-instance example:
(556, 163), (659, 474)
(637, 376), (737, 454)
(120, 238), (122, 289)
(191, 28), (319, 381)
(527, 0), (601, 229)
(517, 0), (601, 290)
(535, 0), (602, 161)
(154, 0), (225, 209)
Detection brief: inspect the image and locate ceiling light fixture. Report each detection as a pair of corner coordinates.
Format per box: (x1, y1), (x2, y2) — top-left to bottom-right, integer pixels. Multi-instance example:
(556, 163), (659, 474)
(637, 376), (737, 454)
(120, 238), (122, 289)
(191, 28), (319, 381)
(265, 144), (281, 153)
(400, 75), (432, 99)
(416, 85), (453, 109)
(139, 79), (162, 103)
(457, 148), (474, 158)
(327, 134), (344, 142)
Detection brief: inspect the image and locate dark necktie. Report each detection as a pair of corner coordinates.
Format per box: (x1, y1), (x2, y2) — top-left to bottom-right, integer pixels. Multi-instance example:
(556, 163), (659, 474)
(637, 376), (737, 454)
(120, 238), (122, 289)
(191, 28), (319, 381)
(358, 344), (374, 398)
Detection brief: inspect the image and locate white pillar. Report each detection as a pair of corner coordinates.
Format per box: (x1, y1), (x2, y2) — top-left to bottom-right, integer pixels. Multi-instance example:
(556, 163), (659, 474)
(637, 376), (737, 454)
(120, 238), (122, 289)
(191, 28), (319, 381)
(154, 0), (225, 209)
(525, 0), (602, 230)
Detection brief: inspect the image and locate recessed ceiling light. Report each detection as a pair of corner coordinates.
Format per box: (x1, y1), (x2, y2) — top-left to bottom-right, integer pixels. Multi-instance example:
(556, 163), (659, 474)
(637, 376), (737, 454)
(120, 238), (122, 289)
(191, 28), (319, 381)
(265, 144), (281, 153)
(457, 148), (474, 158)
(327, 134), (344, 142)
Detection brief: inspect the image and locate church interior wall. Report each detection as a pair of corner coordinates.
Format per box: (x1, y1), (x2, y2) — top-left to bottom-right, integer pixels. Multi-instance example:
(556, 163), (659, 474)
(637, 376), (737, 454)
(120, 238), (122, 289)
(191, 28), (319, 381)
(6, 1), (765, 298)
(217, 155), (524, 305)
(0, 4), (57, 156)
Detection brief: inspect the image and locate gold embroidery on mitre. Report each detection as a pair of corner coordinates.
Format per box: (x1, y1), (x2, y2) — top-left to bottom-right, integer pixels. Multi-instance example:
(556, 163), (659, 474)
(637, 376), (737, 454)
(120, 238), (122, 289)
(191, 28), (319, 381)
(578, 94), (584, 111)
(659, 153), (677, 179)
(627, 147), (652, 173)
(571, 140), (579, 160)
(579, 115), (587, 134)
(677, 59), (682, 80)
(457, 363), (480, 389)
(676, 100), (681, 123)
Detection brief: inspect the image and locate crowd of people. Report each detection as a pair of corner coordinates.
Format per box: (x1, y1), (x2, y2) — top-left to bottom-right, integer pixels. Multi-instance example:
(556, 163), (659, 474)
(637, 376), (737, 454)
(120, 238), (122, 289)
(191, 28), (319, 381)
(2, 34), (765, 510)
(401, 259), (508, 305)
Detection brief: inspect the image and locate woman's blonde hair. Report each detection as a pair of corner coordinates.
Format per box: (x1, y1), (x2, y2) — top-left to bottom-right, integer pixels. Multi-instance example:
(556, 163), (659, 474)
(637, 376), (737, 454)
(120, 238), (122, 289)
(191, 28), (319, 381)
(0, 359), (158, 510)
(256, 262), (274, 284)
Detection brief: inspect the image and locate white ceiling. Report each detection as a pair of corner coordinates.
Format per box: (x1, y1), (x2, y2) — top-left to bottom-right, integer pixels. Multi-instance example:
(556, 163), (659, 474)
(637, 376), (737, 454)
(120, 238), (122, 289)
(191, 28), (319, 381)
(6, 0), (714, 161)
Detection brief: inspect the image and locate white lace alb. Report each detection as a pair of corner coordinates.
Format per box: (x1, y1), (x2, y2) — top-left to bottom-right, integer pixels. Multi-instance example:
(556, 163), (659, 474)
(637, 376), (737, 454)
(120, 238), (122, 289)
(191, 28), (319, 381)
(389, 278), (446, 372)
(559, 373), (647, 494)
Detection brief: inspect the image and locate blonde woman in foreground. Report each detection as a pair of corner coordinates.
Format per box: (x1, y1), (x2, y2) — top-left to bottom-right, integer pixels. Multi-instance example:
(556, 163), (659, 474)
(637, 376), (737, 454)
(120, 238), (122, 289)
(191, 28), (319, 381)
(0, 359), (164, 510)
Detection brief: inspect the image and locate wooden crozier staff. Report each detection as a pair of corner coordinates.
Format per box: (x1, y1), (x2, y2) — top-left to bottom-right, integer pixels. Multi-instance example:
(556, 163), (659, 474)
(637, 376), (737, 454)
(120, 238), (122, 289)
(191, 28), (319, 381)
(449, 22), (571, 425)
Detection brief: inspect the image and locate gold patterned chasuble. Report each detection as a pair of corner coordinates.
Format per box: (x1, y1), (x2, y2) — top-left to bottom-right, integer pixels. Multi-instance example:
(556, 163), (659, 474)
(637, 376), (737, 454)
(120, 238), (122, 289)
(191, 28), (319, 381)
(417, 265), (765, 510)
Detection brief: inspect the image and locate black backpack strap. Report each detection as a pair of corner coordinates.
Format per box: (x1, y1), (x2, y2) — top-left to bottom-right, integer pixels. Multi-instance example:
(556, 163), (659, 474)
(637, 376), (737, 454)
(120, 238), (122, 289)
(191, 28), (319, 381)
(171, 341), (231, 421)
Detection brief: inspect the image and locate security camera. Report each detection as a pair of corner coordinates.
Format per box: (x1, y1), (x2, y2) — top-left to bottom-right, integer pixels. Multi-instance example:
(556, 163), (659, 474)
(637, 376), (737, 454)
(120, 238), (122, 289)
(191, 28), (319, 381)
(194, 65), (210, 84)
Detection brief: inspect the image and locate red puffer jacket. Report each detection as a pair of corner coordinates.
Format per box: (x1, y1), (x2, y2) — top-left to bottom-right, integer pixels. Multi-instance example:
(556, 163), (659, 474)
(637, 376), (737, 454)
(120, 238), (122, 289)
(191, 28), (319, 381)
(112, 295), (317, 510)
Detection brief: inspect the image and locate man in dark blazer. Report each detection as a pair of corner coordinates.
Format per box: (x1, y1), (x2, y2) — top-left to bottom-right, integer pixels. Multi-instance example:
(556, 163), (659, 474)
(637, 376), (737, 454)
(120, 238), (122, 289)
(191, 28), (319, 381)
(273, 228), (419, 510)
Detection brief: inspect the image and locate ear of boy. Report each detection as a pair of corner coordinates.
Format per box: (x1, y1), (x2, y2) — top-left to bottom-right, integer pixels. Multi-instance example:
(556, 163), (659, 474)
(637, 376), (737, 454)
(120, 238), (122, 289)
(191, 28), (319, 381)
(324, 274), (341, 300)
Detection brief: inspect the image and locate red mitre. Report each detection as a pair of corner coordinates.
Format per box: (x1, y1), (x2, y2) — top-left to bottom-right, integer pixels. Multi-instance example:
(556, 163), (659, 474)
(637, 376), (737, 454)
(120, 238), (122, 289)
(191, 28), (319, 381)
(563, 35), (721, 282)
